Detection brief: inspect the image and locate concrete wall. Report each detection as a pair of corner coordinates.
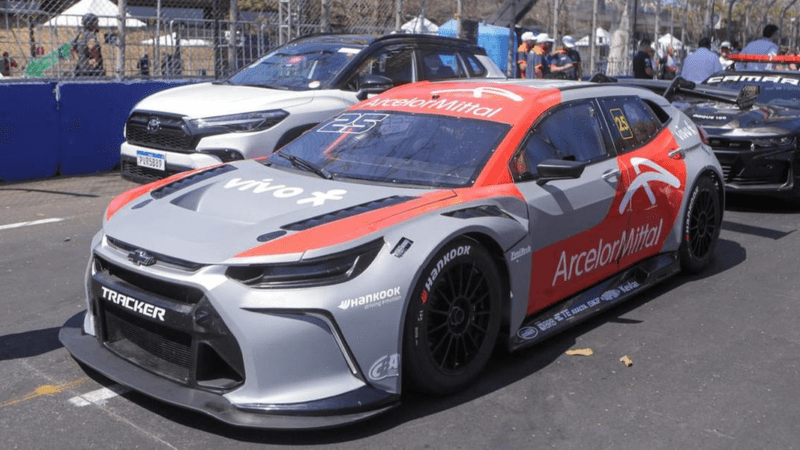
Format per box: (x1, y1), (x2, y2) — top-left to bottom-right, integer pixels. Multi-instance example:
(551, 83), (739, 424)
(0, 80), (194, 182)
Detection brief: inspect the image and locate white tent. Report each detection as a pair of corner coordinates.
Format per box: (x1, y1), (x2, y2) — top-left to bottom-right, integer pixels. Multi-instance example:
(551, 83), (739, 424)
(576, 28), (610, 47)
(400, 16), (439, 35)
(141, 33), (210, 47)
(44, 0), (146, 28)
(657, 33), (683, 52)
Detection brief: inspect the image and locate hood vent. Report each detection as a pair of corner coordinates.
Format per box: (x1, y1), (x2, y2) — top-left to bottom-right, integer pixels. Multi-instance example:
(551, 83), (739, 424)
(282, 196), (416, 232)
(443, 205), (515, 220)
(151, 165), (237, 200)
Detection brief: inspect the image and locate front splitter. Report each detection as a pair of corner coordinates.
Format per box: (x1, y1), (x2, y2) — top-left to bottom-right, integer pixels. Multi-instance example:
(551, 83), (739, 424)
(59, 312), (400, 430)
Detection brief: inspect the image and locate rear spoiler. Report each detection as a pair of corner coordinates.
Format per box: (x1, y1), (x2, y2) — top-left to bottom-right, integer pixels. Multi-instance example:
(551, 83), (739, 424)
(588, 73), (760, 110)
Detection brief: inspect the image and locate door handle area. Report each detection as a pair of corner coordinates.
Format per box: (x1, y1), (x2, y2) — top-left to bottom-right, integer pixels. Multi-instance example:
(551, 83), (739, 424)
(601, 169), (620, 182)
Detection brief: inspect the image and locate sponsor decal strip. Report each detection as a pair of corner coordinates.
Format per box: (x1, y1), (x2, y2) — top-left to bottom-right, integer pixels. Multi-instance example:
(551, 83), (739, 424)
(517, 280), (642, 344)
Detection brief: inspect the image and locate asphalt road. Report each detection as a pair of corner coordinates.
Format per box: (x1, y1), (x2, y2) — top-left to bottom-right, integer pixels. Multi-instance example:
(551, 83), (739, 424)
(1, 172), (798, 449)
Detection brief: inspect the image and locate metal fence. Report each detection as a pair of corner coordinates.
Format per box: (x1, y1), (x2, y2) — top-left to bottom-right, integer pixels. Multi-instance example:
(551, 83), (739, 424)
(1, 0), (499, 81)
(1, 0), (798, 81)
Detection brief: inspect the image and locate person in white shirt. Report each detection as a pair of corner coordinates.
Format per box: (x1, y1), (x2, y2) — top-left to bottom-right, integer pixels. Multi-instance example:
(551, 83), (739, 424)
(719, 41), (734, 70)
(680, 37), (723, 83)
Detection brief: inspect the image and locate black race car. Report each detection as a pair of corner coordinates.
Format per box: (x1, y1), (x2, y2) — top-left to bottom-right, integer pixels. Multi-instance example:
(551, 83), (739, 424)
(595, 64), (800, 200)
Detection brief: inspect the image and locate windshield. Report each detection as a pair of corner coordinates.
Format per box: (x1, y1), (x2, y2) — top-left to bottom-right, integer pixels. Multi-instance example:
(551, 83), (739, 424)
(227, 41), (366, 90)
(265, 111), (511, 188)
(703, 75), (800, 109)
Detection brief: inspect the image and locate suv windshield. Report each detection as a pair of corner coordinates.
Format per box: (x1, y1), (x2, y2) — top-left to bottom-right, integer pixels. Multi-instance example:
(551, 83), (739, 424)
(227, 41), (367, 90)
(266, 111), (510, 188)
(704, 74), (800, 109)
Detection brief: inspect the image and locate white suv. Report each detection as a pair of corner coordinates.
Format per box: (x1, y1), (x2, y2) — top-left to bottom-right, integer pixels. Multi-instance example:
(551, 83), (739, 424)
(120, 33), (505, 183)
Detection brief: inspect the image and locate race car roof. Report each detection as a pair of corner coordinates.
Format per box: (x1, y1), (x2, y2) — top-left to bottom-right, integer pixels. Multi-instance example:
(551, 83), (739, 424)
(355, 79), (665, 125)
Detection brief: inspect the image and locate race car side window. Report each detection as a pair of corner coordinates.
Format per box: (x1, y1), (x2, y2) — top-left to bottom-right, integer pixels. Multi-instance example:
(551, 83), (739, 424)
(510, 100), (611, 181)
(599, 96), (665, 154)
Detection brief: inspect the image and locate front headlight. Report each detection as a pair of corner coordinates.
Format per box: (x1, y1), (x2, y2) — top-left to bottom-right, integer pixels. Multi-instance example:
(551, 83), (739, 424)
(226, 239), (384, 288)
(187, 110), (289, 134)
(752, 136), (794, 149)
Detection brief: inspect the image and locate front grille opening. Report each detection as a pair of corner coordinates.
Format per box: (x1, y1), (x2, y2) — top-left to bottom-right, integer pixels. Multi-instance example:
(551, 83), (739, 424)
(104, 309), (192, 383)
(94, 255), (204, 305)
(126, 112), (198, 152)
(195, 343), (244, 390)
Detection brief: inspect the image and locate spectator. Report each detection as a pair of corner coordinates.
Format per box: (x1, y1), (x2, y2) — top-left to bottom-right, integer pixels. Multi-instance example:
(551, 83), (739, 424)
(633, 39), (655, 78)
(561, 35), (582, 79)
(549, 43), (576, 79)
(680, 37), (722, 83)
(719, 41), (734, 70)
(1, 51), (17, 77)
(659, 46), (678, 79)
(71, 13), (105, 77)
(526, 33), (554, 79)
(740, 24), (780, 70)
(517, 31), (536, 78)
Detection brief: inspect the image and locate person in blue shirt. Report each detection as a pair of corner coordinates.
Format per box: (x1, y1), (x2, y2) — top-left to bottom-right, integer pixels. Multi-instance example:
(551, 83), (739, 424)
(680, 37), (722, 84)
(740, 24), (780, 70)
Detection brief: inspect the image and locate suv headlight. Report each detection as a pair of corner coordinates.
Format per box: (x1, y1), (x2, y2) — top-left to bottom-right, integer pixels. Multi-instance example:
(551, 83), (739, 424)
(226, 239), (384, 288)
(187, 110), (289, 134)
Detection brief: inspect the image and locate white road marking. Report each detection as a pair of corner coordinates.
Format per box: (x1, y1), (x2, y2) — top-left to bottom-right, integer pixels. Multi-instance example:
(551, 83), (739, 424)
(0, 217), (64, 231)
(68, 385), (130, 407)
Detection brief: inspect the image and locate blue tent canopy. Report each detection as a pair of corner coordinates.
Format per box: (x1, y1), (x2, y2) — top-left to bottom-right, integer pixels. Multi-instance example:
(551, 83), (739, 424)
(439, 20), (514, 76)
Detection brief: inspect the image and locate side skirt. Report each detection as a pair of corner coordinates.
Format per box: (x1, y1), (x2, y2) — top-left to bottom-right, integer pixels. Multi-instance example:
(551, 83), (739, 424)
(510, 252), (680, 352)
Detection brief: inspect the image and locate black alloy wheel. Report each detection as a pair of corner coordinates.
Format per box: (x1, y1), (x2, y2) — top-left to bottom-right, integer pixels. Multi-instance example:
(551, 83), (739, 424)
(403, 238), (501, 395)
(680, 175), (722, 273)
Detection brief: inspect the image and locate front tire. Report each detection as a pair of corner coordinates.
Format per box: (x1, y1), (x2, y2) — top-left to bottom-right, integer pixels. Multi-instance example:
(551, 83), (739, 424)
(403, 238), (501, 395)
(679, 175), (722, 273)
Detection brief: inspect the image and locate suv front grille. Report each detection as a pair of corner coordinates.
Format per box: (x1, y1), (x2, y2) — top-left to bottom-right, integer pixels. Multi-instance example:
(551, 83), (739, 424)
(126, 112), (198, 152)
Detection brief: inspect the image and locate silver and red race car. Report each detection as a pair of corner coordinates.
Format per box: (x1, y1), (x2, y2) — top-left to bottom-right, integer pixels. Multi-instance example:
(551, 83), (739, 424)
(60, 78), (724, 429)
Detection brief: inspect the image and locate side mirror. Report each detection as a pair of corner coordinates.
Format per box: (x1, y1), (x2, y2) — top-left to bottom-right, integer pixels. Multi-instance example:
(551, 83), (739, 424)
(536, 159), (587, 185)
(356, 74), (394, 101)
(736, 84), (760, 110)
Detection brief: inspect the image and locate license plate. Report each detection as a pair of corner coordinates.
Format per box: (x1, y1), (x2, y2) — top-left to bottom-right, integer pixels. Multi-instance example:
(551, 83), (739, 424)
(136, 149), (166, 171)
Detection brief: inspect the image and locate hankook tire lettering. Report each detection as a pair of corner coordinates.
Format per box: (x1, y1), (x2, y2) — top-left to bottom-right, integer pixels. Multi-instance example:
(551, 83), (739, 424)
(424, 245), (471, 292)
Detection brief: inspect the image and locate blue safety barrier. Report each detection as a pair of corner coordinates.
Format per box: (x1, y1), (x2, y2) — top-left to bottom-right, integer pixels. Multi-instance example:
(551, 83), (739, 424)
(0, 80), (195, 182)
(0, 82), (60, 182)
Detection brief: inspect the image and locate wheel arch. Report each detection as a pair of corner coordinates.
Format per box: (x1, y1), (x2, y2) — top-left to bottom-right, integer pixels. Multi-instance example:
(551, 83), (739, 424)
(463, 231), (513, 338)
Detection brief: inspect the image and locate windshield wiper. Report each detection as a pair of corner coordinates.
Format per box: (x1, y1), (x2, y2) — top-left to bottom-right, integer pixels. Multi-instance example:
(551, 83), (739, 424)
(276, 153), (333, 180)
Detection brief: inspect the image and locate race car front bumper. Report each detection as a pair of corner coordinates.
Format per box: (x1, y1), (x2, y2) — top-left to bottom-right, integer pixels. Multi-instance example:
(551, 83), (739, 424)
(60, 312), (399, 429)
(713, 144), (800, 196)
(58, 238), (403, 429)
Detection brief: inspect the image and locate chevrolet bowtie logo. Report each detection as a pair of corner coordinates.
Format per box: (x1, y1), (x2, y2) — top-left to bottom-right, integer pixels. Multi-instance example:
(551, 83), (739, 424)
(128, 249), (156, 266)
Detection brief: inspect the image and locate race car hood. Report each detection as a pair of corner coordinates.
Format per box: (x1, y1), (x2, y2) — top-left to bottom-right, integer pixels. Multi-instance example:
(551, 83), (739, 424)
(679, 100), (800, 135)
(103, 160), (450, 264)
(132, 82), (314, 118)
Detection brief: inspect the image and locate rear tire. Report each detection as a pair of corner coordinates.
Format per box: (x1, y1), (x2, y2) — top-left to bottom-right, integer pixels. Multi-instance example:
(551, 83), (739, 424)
(679, 175), (722, 273)
(403, 238), (501, 395)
